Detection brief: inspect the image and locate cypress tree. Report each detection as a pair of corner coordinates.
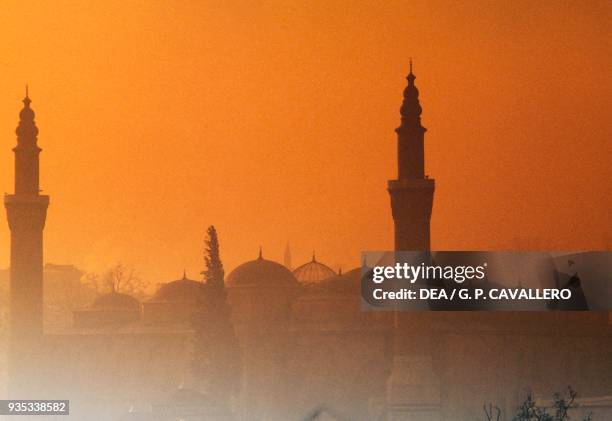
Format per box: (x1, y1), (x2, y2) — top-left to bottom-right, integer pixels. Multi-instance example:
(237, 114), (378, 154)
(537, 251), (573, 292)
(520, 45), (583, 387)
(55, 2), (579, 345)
(202, 226), (225, 291)
(191, 225), (241, 409)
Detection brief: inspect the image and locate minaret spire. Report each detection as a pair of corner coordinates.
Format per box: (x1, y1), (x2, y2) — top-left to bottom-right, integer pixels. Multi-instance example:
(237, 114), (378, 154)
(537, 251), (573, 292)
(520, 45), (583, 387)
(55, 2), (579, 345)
(14, 87), (41, 194)
(399, 60), (424, 136)
(388, 62), (435, 251)
(22, 85), (32, 110)
(283, 242), (292, 270)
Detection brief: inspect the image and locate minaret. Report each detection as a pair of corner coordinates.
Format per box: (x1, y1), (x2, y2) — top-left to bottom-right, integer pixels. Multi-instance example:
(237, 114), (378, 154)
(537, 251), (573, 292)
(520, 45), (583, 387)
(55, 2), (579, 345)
(283, 242), (292, 270)
(388, 61), (435, 251)
(4, 88), (49, 396)
(386, 65), (441, 420)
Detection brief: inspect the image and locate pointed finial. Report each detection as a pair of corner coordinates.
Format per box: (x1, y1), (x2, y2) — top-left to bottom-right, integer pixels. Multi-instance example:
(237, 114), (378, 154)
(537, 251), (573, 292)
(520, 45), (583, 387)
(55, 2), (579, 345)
(23, 84), (32, 107)
(312, 250), (316, 262)
(338, 267), (343, 276)
(258, 246), (263, 260)
(182, 269), (187, 280)
(407, 58), (416, 83)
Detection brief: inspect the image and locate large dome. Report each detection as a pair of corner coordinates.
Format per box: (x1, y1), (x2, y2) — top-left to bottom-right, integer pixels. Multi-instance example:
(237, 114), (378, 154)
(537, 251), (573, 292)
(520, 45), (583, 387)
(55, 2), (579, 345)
(151, 272), (207, 302)
(92, 292), (140, 310)
(226, 254), (298, 288)
(293, 254), (337, 283)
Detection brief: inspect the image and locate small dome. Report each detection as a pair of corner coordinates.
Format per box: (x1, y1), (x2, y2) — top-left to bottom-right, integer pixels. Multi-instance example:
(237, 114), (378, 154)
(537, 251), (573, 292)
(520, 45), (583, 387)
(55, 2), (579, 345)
(308, 267), (362, 293)
(227, 254), (298, 288)
(92, 292), (140, 311)
(151, 272), (207, 302)
(293, 254), (337, 283)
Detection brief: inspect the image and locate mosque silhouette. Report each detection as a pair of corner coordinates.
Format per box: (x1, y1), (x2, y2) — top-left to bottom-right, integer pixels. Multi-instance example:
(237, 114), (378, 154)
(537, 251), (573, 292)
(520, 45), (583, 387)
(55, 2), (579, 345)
(2, 67), (611, 421)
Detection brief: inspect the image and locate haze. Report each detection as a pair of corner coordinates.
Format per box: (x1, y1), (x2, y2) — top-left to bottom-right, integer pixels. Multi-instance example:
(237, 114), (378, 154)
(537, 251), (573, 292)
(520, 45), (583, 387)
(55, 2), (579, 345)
(0, 1), (609, 283)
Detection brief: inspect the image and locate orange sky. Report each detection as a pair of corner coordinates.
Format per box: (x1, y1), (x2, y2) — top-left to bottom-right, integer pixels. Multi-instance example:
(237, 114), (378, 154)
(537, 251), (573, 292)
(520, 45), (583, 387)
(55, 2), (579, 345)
(0, 1), (610, 283)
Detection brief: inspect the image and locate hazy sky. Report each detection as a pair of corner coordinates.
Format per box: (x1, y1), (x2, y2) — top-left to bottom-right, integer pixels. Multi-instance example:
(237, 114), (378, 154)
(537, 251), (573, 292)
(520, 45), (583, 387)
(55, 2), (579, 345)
(0, 1), (609, 283)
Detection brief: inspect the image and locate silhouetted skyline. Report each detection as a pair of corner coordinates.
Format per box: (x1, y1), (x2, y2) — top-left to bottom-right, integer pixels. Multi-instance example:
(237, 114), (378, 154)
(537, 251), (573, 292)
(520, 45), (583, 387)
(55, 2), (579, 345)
(0, 1), (609, 283)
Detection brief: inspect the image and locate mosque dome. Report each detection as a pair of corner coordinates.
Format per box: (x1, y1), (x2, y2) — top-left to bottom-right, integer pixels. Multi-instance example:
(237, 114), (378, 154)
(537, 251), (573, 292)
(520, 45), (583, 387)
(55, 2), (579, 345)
(293, 253), (337, 283)
(91, 291), (140, 311)
(74, 291), (141, 328)
(309, 267), (362, 293)
(151, 272), (207, 302)
(226, 251), (298, 288)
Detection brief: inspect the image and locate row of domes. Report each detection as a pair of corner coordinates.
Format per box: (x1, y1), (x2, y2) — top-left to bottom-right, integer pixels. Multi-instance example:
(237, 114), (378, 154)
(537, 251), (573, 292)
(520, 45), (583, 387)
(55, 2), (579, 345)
(88, 253), (344, 310)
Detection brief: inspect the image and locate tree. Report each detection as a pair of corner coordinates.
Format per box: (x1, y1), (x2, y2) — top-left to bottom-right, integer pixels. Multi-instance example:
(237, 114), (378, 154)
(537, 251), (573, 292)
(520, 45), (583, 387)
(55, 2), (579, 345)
(83, 263), (149, 300)
(191, 226), (242, 409)
(484, 403), (501, 421)
(485, 387), (592, 421)
(201, 226), (225, 290)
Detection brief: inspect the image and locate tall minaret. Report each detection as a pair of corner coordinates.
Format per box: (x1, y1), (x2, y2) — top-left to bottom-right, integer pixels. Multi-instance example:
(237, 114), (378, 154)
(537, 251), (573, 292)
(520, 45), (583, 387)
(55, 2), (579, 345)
(386, 65), (441, 420)
(4, 88), (49, 396)
(388, 61), (435, 251)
